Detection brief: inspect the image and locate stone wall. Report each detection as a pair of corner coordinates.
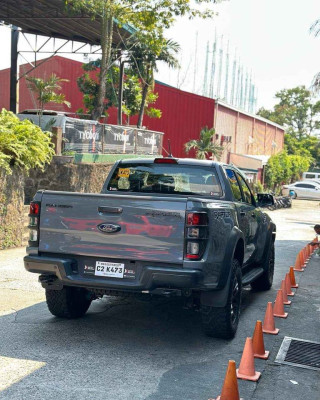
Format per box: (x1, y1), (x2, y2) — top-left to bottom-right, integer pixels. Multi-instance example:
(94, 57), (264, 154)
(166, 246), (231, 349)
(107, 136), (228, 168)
(0, 168), (26, 249)
(1, 161), (114, 249)
(25, 160), (113, 203)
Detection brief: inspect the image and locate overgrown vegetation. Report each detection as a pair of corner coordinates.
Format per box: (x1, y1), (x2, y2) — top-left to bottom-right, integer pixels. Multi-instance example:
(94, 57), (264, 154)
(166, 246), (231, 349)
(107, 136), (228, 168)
(184, 127), (224, 160)
(26, 74), (71, 125)
(0, 109), (55, 174)
(265, 151), (310, 191)
(65, 0), (222, 121)
(76, 63), (161, 124)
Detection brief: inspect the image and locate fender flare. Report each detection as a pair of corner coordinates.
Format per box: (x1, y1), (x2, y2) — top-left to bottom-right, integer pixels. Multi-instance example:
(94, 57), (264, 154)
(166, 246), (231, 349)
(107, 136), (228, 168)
(201, 226), (244, 308)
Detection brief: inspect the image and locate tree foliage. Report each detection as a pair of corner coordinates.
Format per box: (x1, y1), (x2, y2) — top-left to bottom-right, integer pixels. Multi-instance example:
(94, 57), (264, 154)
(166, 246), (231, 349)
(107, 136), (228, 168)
(127, 33), (180, 127)
(285, 134), (320, 166)
(185, 127), (223, 160)
(0, 109), (54, 174)
(257, 86), (320, 139)
(265, 151), (311, 190)
(76, 63), (161, 123)
(26, 74), (71, 125)
(65, 0), (222, 120)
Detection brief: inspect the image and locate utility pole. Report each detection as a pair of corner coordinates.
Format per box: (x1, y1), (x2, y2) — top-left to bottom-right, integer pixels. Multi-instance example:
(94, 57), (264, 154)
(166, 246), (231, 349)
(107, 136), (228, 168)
(10, 26), (19, 114)
(236, 59), (241, 107)
(224, 41), (230, 102)
(239, 66), (244, 109)
(203, 41), (210, 96)
(216, 35), (223, 99)
(230, 50), (237, 106)
(117, 58), (125, 125)
(192, 31), (198, 94)
(209, 31), (217, 98)
(244, 70), (249, 111)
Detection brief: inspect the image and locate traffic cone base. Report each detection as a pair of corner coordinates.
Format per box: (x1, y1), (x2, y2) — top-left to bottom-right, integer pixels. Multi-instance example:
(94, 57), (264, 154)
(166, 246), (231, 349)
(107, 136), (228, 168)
(254, 350), (269, 360)
(263, 326), (279, 334)
(236, 368), (261, 382)
(274, 311), (288, 318)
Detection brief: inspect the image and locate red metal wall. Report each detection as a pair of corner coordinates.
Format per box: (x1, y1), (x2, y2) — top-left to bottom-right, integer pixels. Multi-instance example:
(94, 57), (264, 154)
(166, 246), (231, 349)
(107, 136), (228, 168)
(0, 55), (284, 160)
(0, 56), (86, 113)
(135, 83), (215, 158)
(0, 56), (216, 158)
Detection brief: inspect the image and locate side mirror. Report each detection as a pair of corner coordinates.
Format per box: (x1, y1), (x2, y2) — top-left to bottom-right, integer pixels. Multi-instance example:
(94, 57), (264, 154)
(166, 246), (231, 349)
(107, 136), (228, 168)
(257, 193), (275, 207)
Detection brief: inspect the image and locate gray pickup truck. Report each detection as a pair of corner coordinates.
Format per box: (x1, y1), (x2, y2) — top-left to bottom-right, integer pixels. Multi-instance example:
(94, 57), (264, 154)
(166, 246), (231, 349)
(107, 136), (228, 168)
(24, 157), (276, 338)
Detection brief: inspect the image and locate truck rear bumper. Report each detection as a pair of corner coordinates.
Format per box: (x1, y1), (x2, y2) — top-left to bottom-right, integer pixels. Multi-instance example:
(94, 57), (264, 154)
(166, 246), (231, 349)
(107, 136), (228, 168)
(24, 255), (203, 291)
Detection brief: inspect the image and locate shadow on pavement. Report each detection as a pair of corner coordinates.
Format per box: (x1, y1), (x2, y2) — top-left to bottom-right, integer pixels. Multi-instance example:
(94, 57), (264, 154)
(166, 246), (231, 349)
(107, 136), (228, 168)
(0, 239), (316, 400)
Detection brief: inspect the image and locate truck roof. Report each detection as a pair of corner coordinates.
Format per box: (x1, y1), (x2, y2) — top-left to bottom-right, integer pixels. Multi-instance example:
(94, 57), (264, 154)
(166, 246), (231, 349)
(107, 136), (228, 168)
(118, 157), (223, 167)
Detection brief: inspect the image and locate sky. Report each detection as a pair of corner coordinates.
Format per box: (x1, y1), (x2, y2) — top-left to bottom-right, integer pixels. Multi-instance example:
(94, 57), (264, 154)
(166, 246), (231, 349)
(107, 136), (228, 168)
(0, 0), (320, 111)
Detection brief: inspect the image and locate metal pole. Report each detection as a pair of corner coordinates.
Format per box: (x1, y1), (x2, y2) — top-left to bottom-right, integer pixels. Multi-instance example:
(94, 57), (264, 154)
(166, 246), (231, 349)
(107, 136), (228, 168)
(117, 60), (125, 125)
(10, 26), (19, 113)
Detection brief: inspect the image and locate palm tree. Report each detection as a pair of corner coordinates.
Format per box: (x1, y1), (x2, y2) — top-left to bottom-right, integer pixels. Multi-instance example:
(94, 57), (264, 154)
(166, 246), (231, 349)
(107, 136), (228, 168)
(127, 34), (180, 127)
(185, 127), (224, 160)
(26, 74), (71, 126)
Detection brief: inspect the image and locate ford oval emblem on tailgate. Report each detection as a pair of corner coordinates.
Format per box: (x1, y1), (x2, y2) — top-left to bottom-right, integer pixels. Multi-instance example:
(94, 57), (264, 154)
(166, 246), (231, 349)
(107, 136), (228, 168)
(97, 223), (121, 234)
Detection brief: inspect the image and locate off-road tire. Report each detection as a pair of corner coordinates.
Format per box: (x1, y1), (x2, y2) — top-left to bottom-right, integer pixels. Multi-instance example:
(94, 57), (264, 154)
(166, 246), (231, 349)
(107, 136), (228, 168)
(200, 259), (242, 339)
(251, 239), (275, 291)
(46, 286), (92, 318)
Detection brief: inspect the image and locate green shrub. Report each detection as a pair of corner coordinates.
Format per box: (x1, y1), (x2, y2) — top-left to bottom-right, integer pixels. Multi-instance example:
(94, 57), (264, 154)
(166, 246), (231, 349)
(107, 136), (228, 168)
(253, 181), (264, 193)
(0, 109), (54, 174)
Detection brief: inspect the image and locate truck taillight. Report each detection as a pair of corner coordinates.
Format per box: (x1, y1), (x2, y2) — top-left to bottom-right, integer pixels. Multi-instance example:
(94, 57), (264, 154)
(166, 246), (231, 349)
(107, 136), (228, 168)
(185, 212), (208, 260)
(28, 201), (41, 246)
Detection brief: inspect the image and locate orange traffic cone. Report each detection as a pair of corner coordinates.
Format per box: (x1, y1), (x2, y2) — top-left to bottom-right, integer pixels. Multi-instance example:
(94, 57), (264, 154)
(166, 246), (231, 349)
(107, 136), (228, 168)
(274, 289), (288, 318)
(252, 320), (269, 360)
(294, 252), (304, 272)
(306, 244), (311, 260)
(303, 247), (309, 265)
(289, 267), (298, 288)
(285, 273), (295, 296)
(281, 280), (291, 305)
(309, 244), (314, 255)
(212, 360), (243, 400)
(236, 337), (261, 381)
(299, 250), (306, 268)
(262, 302), (279, 334)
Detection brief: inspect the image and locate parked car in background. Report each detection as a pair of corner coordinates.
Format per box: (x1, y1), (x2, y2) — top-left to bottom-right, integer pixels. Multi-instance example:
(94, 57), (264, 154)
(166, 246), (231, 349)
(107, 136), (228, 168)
(303, 179), (320, 186)
(302, 171), (320, 181)
(282, 181), (320, 199)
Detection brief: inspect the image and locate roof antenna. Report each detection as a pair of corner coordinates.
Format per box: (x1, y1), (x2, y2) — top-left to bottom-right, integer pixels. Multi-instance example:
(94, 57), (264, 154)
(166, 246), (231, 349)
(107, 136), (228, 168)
(168, 139), (172, 157)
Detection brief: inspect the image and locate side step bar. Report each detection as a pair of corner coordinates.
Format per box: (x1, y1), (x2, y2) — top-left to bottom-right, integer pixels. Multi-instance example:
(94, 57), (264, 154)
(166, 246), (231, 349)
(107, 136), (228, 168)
(242, 267), (264, 286)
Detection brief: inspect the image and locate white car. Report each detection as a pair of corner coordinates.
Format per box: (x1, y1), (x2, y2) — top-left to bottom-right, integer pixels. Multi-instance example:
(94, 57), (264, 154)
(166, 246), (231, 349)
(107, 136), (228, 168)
(282, 181), (320, 199)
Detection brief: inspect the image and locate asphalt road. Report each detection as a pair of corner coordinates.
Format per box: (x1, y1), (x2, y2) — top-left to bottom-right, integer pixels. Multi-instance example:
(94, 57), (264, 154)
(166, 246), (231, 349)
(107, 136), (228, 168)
(0, 200), (319, 400)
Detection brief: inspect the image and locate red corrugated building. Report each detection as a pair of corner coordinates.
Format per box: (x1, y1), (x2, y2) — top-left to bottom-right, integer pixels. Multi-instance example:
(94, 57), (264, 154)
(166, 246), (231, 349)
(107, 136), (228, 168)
(0, 55), (284, 177)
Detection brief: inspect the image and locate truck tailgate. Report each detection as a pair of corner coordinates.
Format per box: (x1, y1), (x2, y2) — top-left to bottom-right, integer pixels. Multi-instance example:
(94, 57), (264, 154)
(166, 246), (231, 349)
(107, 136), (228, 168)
(39, 192), (187, 263)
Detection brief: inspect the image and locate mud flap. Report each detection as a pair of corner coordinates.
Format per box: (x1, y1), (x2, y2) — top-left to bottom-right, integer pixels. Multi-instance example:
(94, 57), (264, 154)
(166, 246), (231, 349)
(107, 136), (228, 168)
(200, 265), (233, 308)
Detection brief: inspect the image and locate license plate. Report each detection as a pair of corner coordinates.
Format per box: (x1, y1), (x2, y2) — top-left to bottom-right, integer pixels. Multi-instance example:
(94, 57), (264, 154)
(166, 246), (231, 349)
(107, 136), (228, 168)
(95, 261), (124, 278)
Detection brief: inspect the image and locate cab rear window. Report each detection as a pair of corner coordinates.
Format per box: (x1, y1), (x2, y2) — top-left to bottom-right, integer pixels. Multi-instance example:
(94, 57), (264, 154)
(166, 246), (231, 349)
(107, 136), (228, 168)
(104, 163), (222, 197)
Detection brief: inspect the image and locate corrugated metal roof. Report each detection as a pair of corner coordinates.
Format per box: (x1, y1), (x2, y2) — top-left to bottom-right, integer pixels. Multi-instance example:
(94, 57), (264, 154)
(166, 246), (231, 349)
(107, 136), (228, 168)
(0, 0), (134, 45)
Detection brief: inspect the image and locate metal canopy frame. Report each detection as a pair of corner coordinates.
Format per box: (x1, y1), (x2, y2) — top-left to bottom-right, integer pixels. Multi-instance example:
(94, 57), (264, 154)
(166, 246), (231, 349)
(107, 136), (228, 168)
(17, 32), (103, 80)
(0, 0), (136, 113)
